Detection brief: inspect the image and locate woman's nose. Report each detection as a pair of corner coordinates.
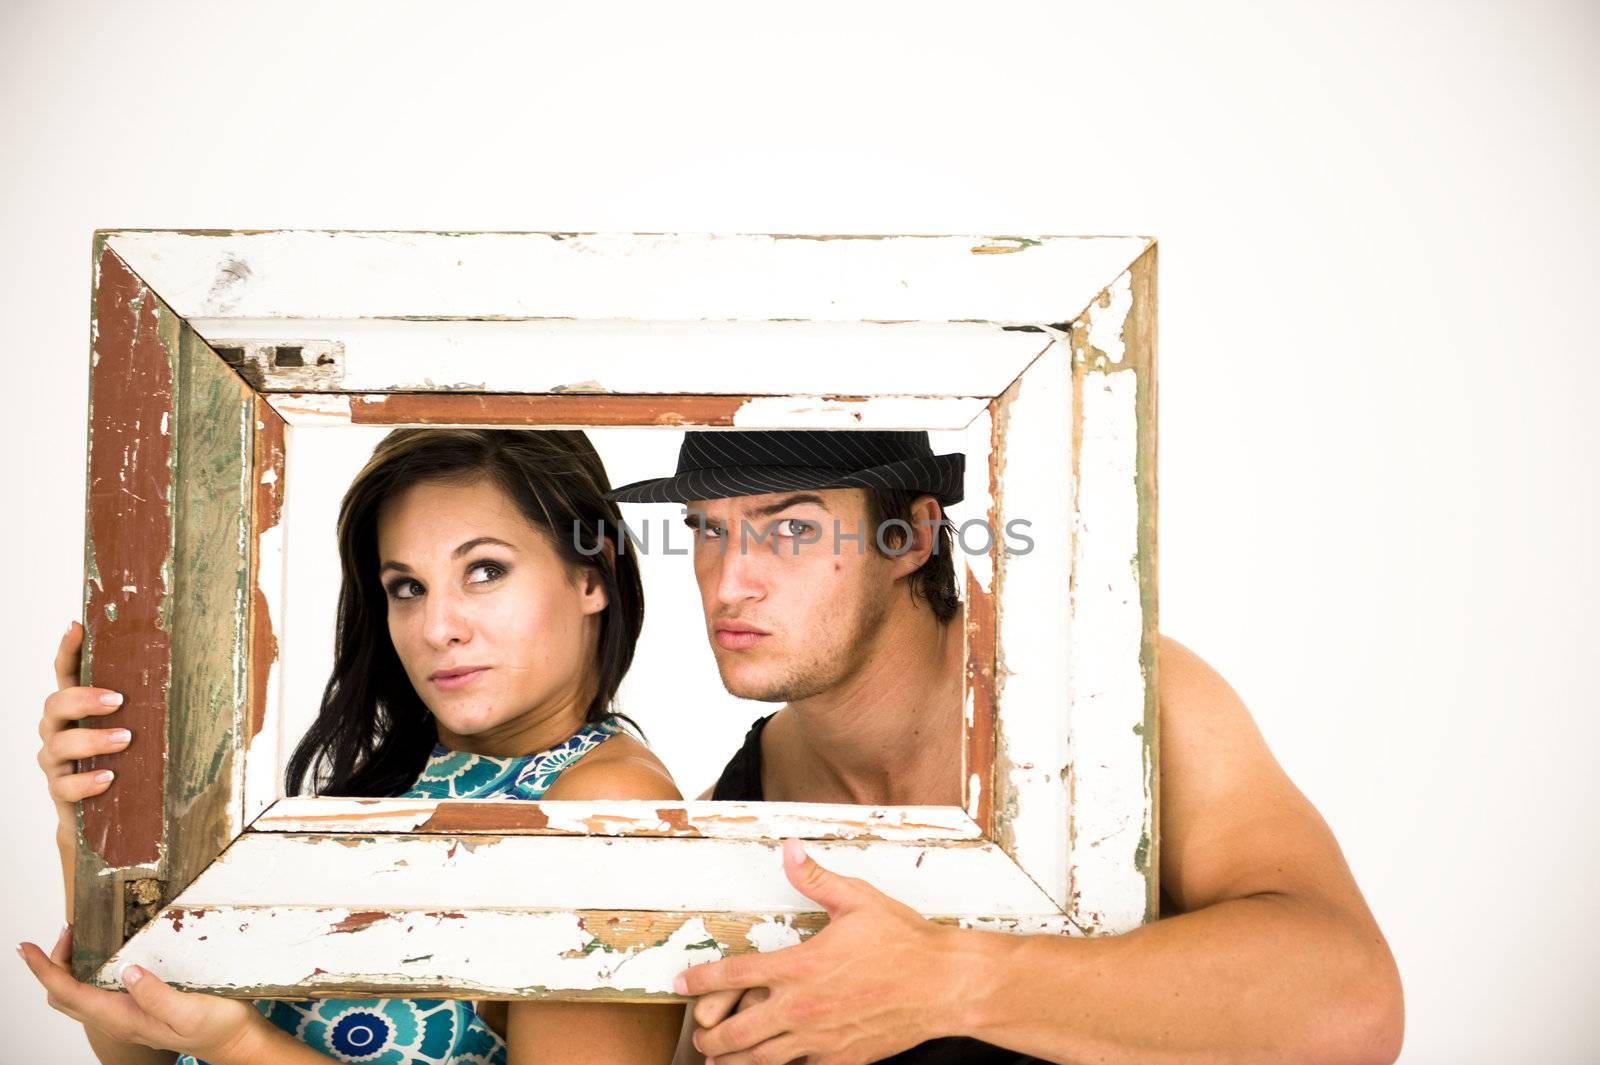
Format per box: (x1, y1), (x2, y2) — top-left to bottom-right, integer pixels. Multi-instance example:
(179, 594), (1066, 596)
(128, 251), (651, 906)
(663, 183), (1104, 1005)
(421, 589), (472, 646)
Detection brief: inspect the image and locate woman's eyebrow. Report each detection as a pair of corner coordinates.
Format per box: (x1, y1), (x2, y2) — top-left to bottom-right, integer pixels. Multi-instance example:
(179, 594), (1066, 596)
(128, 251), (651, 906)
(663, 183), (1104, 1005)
(379, 536), (517, 575)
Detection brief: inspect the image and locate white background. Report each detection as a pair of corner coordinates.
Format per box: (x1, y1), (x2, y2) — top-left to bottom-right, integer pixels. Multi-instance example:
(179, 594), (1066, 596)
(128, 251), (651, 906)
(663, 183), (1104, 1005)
(3, 2), (1596, 1061)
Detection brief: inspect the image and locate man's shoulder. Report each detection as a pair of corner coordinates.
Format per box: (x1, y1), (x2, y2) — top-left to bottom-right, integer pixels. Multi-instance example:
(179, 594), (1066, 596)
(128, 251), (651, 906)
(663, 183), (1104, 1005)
(1152, 632), (1368, 916)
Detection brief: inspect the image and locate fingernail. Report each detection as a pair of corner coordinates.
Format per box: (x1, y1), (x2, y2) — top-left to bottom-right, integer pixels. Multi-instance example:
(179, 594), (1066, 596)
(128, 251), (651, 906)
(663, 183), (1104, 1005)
(784, 837), (806, 863)
(95, 771), (114, 784)
(55, 926), (67, 944)
(109, 729), (131, 744)
(100, 693), (123, 707)
(119, 963), (143, 986)
(673, 973), (688, 994)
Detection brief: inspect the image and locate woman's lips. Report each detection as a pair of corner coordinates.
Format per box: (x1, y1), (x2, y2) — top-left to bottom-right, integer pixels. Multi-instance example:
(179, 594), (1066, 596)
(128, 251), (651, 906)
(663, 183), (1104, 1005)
(715, 630), (767, 652)
(432, 668), (489, 690)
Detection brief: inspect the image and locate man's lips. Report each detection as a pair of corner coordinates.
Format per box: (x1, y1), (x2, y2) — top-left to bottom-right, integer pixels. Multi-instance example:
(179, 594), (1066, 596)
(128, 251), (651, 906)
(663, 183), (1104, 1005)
(714, 623), (769, 652)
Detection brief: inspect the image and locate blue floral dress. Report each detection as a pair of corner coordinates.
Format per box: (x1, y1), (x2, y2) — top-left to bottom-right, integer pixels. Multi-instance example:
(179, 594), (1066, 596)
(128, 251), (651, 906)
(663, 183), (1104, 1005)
(179, 717), (624, 1065)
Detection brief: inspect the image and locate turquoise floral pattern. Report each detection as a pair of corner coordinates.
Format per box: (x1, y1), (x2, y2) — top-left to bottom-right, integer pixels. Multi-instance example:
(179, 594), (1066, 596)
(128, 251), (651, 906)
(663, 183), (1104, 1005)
(177, 717), (623, 1065)
(412, 718), (622, 801)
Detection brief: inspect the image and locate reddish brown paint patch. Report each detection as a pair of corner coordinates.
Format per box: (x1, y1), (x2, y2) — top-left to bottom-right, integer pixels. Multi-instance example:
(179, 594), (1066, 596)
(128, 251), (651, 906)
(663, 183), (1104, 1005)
(81, 248), (173, 868)
(654, 808), (700, 836)
(330, 911), (395, 934)
(164, 908), (208, 933)
(248, 402), (285, 739)
(348, 393), (748, 427)
(417, 803), (552, 833)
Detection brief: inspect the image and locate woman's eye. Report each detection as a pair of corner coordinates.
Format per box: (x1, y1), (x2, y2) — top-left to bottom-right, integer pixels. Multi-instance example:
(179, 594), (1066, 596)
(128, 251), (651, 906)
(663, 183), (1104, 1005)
(468, 560), (505, 584)
(385, 561), (503, 601)
(387, 579), (421, 601)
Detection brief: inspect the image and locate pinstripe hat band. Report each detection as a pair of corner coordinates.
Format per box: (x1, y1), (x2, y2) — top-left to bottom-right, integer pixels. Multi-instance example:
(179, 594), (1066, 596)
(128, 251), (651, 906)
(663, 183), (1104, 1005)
(606, 430), (964, 507)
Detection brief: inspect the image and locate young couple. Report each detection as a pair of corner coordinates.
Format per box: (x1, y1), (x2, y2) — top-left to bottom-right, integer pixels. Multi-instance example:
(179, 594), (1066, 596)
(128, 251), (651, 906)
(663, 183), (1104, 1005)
(26, 427), (1404, 1065)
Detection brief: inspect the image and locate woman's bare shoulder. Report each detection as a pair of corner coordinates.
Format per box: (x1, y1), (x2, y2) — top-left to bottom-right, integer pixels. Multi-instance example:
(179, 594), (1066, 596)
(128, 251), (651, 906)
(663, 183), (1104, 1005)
(540, 730), (682, 801)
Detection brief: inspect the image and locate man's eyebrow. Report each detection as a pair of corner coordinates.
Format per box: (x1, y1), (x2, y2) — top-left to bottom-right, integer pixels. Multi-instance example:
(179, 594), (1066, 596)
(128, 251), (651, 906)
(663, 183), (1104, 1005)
(746, 493), (832, 519)
(378, 537), (516, 575)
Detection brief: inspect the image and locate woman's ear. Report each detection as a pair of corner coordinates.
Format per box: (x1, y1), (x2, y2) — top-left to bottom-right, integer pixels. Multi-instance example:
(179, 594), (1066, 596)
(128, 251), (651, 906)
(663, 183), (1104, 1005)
(577, 537), (615, 615)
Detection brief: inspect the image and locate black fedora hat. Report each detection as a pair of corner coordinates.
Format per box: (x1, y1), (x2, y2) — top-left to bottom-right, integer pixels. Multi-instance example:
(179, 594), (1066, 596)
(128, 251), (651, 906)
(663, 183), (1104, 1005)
(606, 430), (965, 507)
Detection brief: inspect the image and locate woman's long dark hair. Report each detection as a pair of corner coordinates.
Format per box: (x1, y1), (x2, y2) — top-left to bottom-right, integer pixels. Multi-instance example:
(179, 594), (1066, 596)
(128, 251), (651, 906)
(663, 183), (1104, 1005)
(285, 428), (645, 797)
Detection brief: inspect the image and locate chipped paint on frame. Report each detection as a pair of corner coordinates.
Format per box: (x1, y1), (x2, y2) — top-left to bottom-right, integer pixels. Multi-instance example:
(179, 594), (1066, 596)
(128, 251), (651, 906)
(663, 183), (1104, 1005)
(183, 317), (1053, 400)
(243, 400), (286, 824)
(261, 392), (985, 430)
(251, 798), (984, 840)
(1062, 245), (1159, 931)
(164, 324), (254, 887)
(81, 247), (175, 873)
(155, 834), (1059, 916)
(988, 339), (1075, 910)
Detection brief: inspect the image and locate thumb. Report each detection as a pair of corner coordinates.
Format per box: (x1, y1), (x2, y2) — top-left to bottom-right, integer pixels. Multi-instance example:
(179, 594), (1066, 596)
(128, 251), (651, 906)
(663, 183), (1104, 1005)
(120, 964), (193, 1032)
(782, 837), (876, 916)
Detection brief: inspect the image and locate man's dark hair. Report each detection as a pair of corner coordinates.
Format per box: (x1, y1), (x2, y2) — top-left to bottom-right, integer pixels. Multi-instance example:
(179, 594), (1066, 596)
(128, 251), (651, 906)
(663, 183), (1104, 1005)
(863, 487), (960, 623)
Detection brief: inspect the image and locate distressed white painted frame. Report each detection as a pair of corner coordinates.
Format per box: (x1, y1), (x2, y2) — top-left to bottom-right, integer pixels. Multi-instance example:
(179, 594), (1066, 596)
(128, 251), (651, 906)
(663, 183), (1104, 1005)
(80, 231), (1158, 999)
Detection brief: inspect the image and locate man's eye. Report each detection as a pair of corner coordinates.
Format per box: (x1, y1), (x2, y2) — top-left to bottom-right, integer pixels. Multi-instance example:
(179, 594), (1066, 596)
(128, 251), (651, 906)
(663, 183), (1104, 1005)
(695, 524), (724, 540)
(776, 519), (816, 538)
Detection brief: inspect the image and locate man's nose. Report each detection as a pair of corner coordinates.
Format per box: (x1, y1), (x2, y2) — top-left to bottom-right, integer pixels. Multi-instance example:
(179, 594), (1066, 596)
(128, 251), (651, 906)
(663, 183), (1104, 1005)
(710, 533), (768, 606)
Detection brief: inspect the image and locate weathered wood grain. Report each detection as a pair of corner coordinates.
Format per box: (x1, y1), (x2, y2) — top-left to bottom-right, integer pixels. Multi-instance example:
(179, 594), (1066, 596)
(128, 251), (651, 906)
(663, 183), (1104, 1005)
(163, 326), (254, 909)
(101, 230), (1152, 325)
(961, 402), (1001, 832)
(167, 834), (1059, 915)
(242, 398), (286, 824)
(259, 391), (987, 430)
(1062, 244), (1160, 931)
(76, 241), (179, 978)
(100, 907), (1080, 998)
(988, 338), (1076, 910)
(175, 318), (1050, 399)
(251, 798), (983, 840)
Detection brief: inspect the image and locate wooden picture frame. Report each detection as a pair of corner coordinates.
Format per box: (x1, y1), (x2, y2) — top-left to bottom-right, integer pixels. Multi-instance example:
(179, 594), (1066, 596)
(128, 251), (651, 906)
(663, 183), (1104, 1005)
(75, 230), (1159, 1000)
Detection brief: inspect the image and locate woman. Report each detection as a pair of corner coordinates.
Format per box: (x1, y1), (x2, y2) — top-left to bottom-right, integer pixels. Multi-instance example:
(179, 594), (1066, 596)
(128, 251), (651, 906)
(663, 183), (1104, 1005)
(24, 428), (685, 1065)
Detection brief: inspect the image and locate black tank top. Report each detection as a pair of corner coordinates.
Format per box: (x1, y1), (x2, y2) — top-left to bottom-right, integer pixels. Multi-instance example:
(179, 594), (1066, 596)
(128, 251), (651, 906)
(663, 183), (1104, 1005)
(711, 715), (1050, 1065)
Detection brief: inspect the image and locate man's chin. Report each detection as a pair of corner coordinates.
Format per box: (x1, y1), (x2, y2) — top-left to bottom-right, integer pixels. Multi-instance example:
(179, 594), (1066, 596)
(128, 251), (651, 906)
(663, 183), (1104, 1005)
(715, 664), (793, 704)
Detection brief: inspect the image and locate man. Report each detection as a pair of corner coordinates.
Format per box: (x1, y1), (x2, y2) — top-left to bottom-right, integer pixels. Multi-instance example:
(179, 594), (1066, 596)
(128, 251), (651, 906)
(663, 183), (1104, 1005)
(608, 430), (1403, 1065)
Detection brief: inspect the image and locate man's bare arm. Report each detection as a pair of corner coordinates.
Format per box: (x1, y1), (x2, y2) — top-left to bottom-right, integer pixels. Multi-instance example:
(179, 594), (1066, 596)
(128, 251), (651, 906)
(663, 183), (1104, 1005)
(943, 635), (1404, 1064)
